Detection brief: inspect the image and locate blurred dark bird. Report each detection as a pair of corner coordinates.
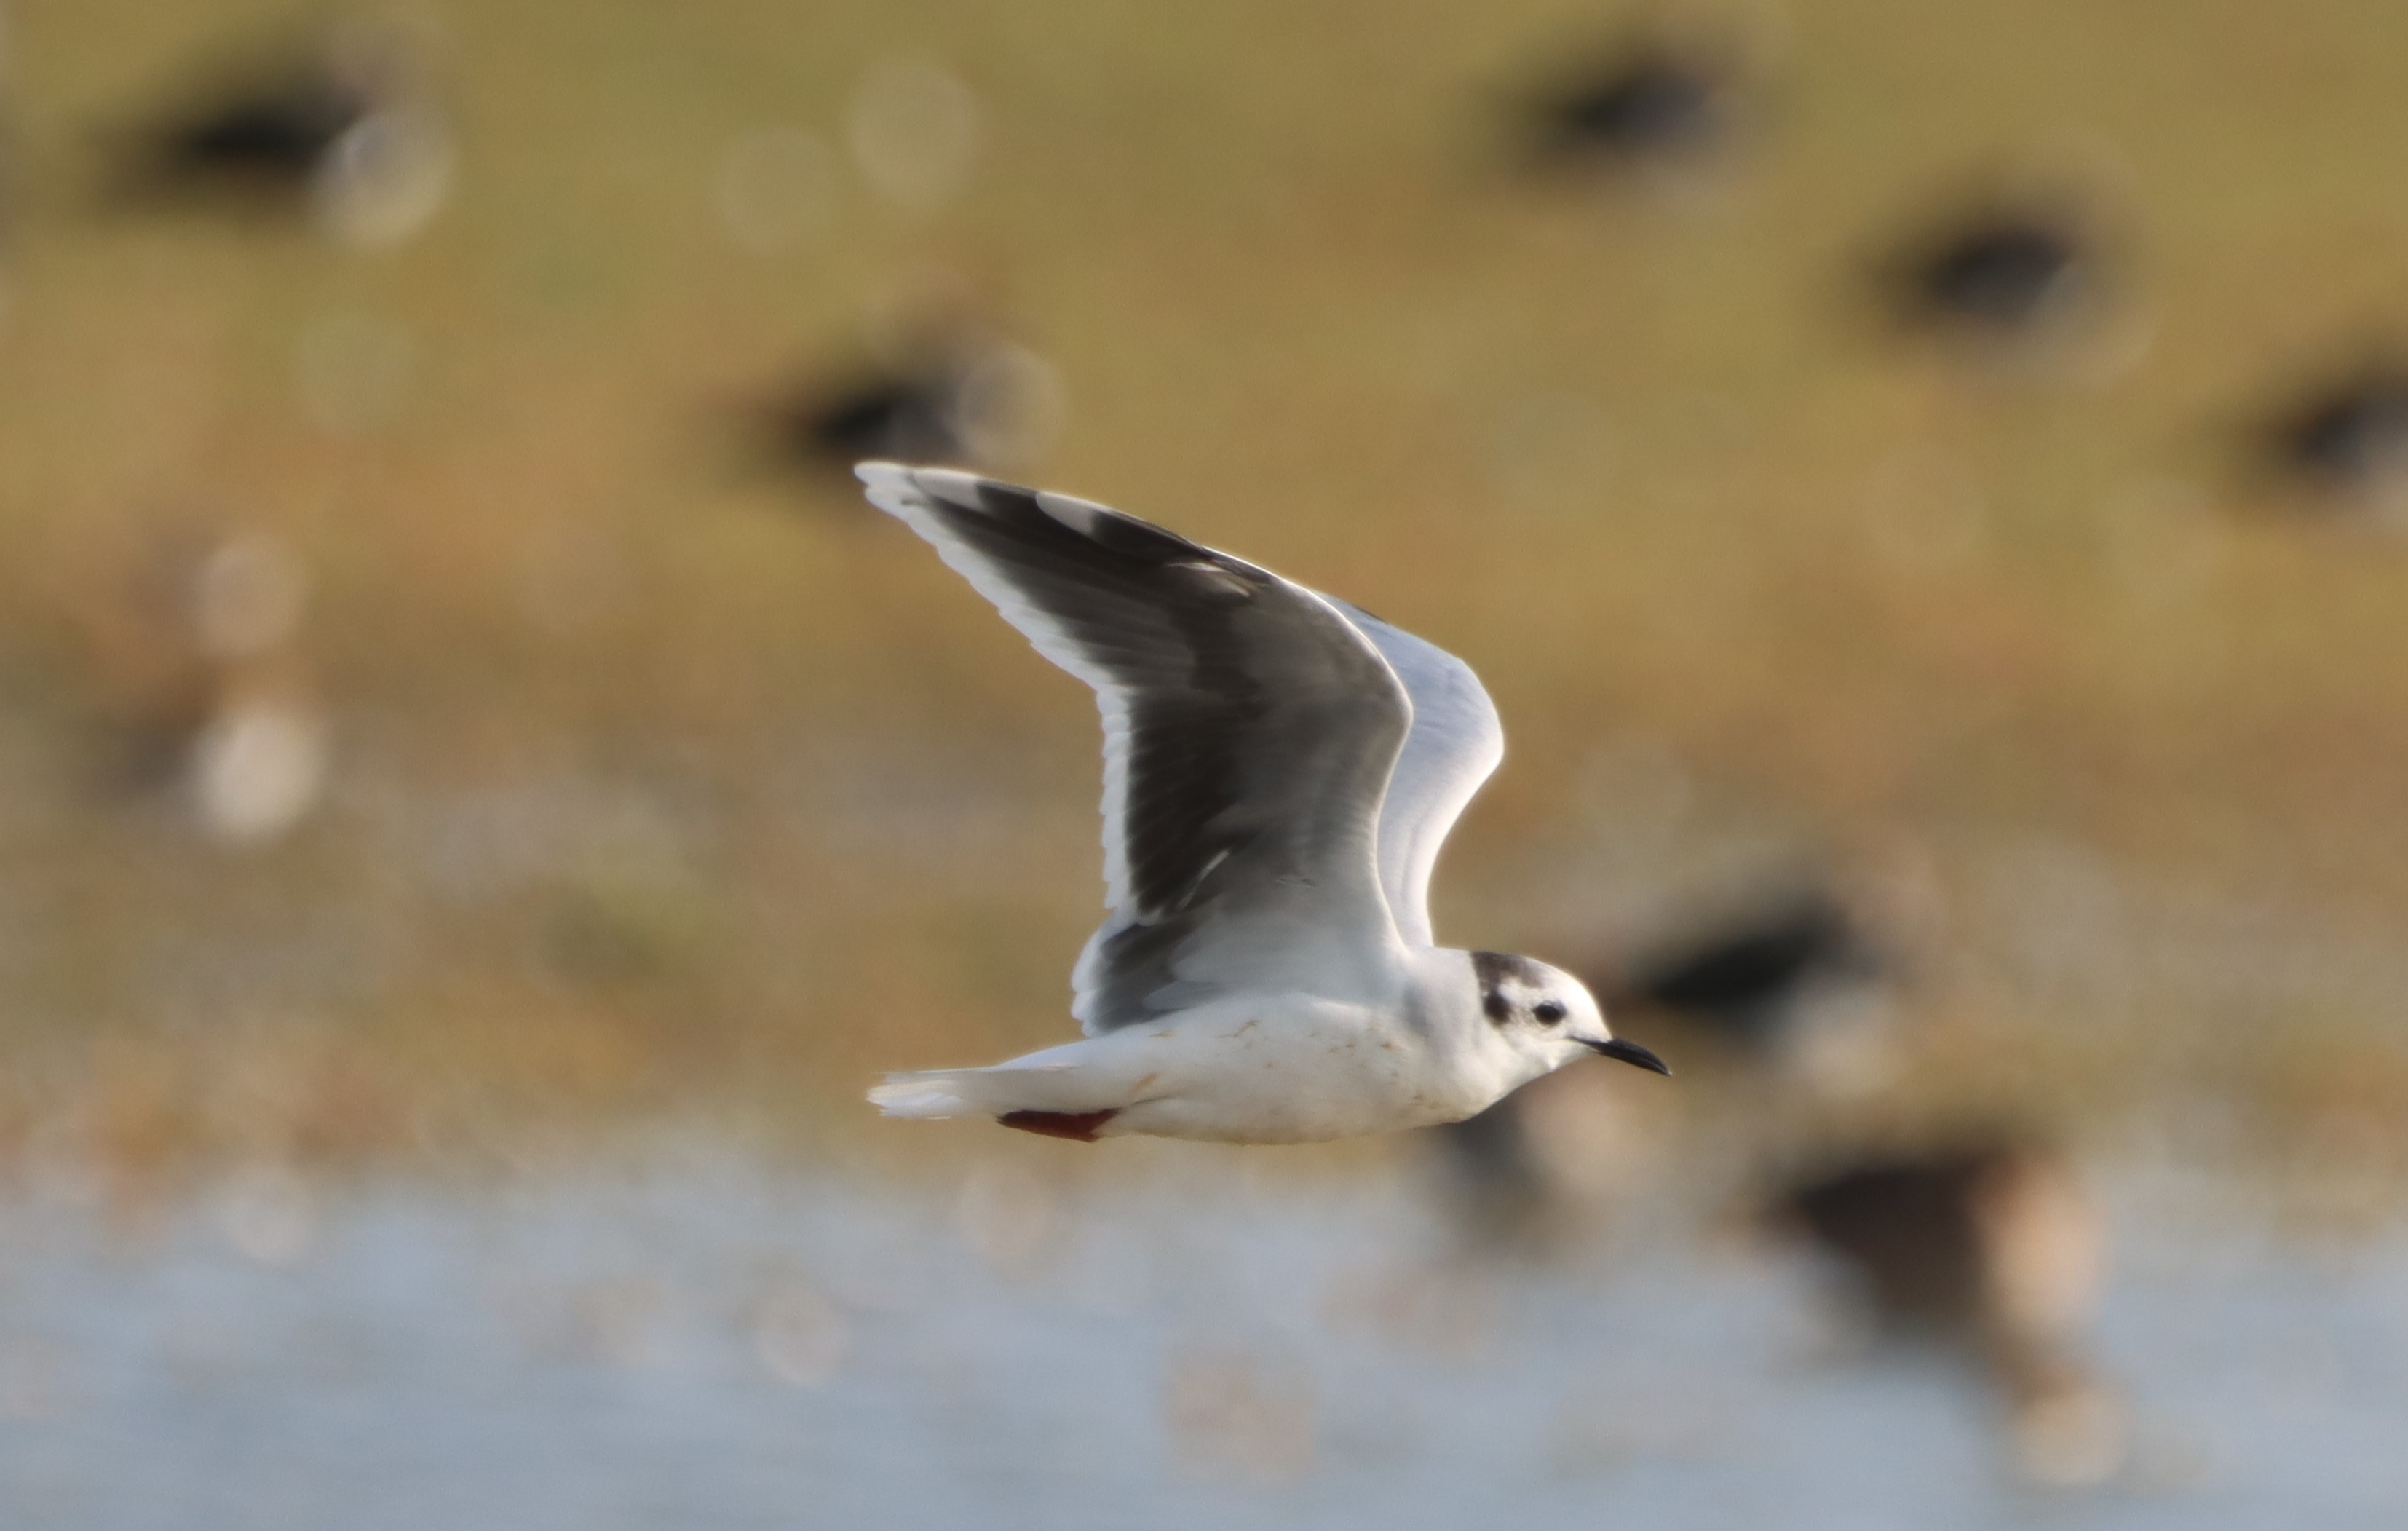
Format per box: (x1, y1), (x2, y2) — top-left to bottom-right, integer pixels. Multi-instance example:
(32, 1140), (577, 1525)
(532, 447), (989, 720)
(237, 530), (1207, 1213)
(756, 339), (1061, 478)
(1516, 40), (1738, 173)
(100, 23), (450, 245)
(1780, 1139), (2086, 1336)
(1425, 1062), (1665, 1256)
(1432, 1090), (1552, 1242)
(1773, 1134), (2124, 1485)
(793, 368), (970, 467)
(2262, 363), (2408, 507)
(1612, 888), (1885, 1053)
(1425, 880), (1909, 1250)
(1885, 207), (2094, 340)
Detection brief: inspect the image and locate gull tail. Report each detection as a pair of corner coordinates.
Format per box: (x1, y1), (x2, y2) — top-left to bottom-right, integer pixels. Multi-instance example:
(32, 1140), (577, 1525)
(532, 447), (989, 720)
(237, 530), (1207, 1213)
(867, 1061), (1120, 1122)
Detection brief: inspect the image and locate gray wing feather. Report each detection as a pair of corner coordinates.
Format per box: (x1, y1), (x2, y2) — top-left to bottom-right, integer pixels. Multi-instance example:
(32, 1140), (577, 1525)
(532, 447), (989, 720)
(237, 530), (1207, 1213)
(858, 464), (1413, 1032)
(1327, 602), (1505, 949)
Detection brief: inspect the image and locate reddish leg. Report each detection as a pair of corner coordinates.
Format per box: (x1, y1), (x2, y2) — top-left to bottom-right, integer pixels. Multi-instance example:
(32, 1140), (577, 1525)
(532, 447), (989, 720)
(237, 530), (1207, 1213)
(997, 1109), (1120, 1143)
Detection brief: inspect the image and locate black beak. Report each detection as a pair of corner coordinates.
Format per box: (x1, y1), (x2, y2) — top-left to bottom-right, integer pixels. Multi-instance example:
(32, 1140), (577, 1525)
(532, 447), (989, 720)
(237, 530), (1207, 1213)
(1585, 1036), (1672, 1075)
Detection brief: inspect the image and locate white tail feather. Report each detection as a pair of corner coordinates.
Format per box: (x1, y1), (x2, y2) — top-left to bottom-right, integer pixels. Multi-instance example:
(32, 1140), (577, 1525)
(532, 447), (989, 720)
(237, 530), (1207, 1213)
(867, 1062), (1117, 1120)
(865, 1082), (973, 1120)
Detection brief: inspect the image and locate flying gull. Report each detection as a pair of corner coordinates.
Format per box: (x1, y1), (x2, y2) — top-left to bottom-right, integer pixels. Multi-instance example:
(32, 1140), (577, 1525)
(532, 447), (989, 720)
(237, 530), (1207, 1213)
(856, 463), (1668, 1144)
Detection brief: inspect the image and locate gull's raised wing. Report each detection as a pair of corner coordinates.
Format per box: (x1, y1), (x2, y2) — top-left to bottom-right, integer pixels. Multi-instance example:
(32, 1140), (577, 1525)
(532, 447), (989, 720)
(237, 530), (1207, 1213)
(858, 464), (1412, 1032)
(1328, 602), (1505, 949)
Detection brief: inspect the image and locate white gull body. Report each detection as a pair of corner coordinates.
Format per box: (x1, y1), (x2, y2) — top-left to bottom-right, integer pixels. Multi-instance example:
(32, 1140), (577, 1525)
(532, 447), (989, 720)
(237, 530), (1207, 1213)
(858, 463), (1668, 1144)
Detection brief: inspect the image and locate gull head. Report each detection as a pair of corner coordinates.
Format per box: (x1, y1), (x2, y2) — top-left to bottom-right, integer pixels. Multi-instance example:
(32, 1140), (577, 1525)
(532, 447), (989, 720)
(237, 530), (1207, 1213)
(1470, 949), (1671, 1079)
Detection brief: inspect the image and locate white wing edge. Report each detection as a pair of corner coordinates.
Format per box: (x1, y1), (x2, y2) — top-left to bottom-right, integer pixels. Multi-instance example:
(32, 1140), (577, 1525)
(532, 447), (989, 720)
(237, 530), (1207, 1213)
(1334, 603), (1505, 949)
(858, 462), (1147, 915)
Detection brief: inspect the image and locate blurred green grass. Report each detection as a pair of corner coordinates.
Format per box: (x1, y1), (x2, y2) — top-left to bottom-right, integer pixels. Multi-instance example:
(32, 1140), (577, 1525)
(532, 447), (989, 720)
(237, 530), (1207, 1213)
(1, 0), (2406, 1191)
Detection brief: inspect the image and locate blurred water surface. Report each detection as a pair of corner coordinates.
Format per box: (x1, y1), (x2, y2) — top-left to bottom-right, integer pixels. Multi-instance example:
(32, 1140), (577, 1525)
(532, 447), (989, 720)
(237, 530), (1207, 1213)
(1, 1157), (2401, 1531)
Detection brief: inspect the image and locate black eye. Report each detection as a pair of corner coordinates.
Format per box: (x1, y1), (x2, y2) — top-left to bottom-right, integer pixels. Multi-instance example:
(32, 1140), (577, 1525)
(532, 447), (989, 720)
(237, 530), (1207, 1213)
(1533, 1000), (1567, 1025)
